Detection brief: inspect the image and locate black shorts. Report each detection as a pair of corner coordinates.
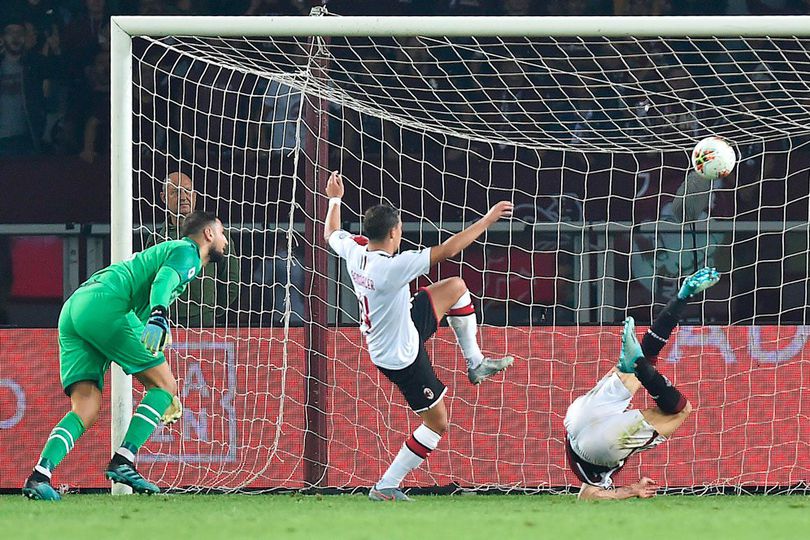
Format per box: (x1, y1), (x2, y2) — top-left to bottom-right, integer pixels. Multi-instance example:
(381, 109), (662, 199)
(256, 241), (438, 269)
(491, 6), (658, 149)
(565, 437), (625, 489)
(377, 289), (447, 412)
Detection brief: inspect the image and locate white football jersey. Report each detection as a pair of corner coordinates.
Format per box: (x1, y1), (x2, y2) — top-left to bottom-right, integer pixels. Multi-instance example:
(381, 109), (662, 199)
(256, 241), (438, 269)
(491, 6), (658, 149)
(328, 230), (432, 370)
(564, 372), (665, 488)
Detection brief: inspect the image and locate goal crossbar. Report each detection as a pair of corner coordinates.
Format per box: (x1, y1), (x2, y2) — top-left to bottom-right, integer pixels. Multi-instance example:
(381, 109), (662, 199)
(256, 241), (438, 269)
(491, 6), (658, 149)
(111, 15), (810, 38)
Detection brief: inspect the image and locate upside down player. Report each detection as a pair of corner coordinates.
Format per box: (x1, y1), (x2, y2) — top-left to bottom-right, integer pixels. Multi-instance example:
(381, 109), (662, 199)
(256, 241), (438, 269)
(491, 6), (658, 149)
(565, 267), (720, 500)
(22, 211), (229, 500)
(323, 171), (514, 501)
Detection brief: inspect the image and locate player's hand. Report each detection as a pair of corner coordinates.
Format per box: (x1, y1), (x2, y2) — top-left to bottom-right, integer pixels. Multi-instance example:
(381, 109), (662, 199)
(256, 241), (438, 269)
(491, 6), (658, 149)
(678, 266), (720, 299)
(161, 395), (183, 425)
(630, 477), (657, 498)
(141, 306), (172, 356)
(483, 201), (513, 225)
(325, 170), (344, 199)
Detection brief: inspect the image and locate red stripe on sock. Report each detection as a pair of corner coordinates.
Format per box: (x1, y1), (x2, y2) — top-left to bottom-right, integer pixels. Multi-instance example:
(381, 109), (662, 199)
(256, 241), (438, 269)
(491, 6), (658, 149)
(673, 394), (687, 414)
(405, 436), (431, 459)
(447, 303), (475, 316)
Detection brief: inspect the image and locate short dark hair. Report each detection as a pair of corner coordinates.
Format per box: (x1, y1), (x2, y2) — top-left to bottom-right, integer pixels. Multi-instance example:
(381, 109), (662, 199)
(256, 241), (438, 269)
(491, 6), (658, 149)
(363, 205), (400, 241)
(181, 210), (219, 237)
(3, 18), (26, 32)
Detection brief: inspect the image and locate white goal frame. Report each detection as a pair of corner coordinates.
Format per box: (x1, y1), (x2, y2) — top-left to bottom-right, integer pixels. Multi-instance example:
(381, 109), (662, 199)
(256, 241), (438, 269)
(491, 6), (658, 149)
(109, 14), (810, 494)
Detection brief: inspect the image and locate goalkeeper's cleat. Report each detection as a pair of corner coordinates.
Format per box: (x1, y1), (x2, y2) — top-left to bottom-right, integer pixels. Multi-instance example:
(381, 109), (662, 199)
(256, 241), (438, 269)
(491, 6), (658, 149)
(105, 462), (160, 494)
(22, 475), (61, 501)
(369, 485), (412, 502)
(468, 356), (514, 385)
(617, 317), (643, 374)
(678, 267), (721, 300)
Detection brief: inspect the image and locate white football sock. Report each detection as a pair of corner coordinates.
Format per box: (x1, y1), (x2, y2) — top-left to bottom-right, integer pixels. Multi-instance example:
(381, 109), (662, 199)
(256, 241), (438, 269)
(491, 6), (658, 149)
(115, 446), (136, 463)
(376, 424), (442, 489)
(446, 291), (484, 370)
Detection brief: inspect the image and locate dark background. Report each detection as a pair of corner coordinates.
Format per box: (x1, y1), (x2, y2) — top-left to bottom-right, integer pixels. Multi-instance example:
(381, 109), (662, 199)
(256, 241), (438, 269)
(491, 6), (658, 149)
(2, 0), (810, 328)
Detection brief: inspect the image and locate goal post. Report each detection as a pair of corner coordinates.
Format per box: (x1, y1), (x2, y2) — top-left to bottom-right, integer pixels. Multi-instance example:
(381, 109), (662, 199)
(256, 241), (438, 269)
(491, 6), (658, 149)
(301, 30), (331, 488)
(110, 19), (134, 496)
(111, 13), (810, 493)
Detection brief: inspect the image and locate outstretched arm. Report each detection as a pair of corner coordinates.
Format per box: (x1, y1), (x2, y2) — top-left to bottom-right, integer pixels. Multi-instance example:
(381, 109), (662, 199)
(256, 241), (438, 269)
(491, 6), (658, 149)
(323, 170), (345, 241)
(429, 201), (513, 266)
(578, 477), (657, 501)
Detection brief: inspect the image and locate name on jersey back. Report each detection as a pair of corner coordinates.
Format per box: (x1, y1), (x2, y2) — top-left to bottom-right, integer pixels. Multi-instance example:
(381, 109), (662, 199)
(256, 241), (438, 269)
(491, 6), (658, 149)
(351, 270), (375, 290)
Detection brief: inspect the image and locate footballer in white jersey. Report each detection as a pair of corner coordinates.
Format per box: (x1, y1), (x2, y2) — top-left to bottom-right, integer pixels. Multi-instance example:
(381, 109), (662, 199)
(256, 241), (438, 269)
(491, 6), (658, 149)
(328, 230), (433, 371)
(565, 267), (719, 500)
(323, 171), (514, 502)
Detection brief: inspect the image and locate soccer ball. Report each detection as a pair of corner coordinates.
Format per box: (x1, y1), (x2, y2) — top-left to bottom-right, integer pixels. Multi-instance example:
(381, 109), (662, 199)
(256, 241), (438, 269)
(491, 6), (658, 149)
(691, 136), (736, 180)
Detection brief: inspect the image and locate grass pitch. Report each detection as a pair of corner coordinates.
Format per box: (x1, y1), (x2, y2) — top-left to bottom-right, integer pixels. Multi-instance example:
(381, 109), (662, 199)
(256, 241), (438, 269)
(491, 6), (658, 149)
(2, 493), (806, 540)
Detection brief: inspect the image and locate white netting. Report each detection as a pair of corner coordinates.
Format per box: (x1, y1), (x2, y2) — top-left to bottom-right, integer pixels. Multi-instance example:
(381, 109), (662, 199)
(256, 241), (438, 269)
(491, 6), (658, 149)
(129, 19), (810, 492)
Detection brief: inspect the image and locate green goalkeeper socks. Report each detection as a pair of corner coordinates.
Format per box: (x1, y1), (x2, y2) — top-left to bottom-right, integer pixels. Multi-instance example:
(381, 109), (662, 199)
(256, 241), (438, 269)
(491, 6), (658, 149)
(116, 387), (173, 460)
(37, 411), (86, 475)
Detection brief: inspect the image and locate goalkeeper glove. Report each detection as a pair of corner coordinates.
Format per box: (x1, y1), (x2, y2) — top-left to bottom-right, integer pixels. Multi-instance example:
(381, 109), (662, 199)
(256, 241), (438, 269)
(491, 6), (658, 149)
(161, 395), (183, 425)
(678, 267), (721, 299)
(141, 306), (172, 355)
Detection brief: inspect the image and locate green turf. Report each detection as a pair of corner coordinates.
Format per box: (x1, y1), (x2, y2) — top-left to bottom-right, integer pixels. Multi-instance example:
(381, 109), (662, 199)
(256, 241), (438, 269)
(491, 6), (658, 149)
(2, 493), (807, 539)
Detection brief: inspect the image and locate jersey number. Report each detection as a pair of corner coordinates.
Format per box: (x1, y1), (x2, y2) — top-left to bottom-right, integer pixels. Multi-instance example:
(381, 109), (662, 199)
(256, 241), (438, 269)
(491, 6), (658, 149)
(359, 295), (372, 332)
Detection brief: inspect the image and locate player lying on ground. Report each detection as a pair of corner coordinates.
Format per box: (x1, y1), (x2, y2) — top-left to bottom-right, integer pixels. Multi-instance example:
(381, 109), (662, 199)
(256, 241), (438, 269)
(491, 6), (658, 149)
(23, 211), (229, 501)
(564, 267), (720, 500)
(323, 171), (514, 501)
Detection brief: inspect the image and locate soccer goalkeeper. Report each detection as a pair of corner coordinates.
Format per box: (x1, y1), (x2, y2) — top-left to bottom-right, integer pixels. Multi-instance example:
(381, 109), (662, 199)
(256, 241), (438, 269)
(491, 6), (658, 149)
(22, 211), (229, 501)
(564, 267), (720, 500)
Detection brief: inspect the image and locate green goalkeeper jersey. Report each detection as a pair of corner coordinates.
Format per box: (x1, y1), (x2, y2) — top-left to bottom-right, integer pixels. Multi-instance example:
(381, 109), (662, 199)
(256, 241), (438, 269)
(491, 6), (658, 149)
(85, 238), (203, 323)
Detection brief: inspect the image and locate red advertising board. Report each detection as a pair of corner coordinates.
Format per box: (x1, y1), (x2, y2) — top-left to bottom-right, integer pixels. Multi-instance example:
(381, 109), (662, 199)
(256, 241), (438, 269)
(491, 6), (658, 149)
(1, 326), (809, 490)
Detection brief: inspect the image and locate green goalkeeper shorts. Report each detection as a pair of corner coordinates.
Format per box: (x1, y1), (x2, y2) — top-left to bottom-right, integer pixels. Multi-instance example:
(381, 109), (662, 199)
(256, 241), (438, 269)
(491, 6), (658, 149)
(58, 282), (166, 394)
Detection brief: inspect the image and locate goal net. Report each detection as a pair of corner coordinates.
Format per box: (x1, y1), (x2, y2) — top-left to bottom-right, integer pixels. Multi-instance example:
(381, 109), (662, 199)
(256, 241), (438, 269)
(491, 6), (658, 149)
(116, 14), (810, 493)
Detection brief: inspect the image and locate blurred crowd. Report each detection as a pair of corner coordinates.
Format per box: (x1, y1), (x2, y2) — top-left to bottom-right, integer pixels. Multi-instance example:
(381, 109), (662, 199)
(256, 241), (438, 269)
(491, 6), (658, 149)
(3, 0), (810, 163)
(3, 0), (810, 162)
(0, 0), (312, 161)
(3, 0), (810, 329)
